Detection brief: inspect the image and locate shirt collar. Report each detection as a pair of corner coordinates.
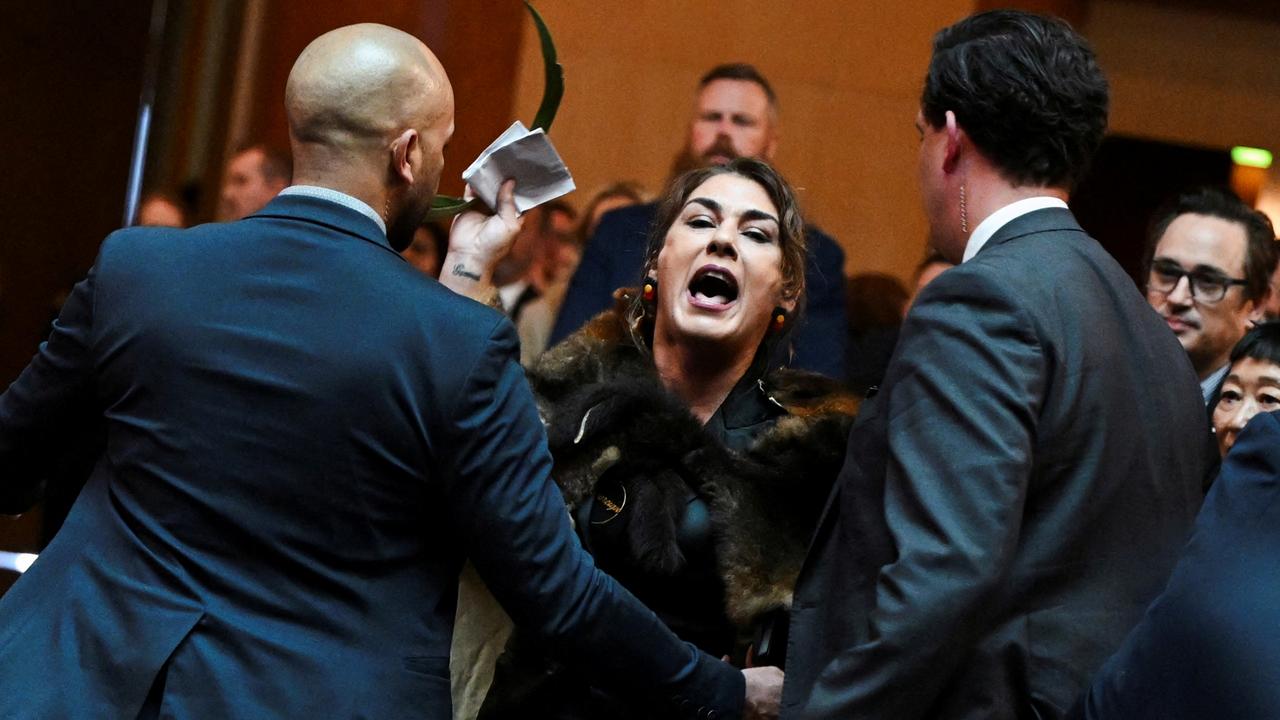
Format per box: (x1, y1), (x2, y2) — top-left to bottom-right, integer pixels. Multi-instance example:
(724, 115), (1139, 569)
(1201, 363), (1230, 405)
(704, 375), (787, 451)
(963, 196), (1069, 263)
(279, 185), (386, 235)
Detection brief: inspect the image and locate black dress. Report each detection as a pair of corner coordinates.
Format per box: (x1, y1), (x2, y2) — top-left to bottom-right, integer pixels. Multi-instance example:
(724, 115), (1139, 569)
(575, 377), (786, 661)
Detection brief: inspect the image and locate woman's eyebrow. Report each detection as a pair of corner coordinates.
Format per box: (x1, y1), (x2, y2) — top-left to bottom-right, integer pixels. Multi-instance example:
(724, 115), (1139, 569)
(684, 197), (722, 215)
(741, 209), (779, 225)
(684, 198), (778, 226)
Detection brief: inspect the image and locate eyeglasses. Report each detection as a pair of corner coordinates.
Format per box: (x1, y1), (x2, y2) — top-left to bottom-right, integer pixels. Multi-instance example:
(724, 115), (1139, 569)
(1148, 260), (1248, 303)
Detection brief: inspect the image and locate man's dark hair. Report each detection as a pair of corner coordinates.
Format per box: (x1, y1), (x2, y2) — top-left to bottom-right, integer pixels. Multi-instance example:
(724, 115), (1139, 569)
(235, 143), (293, 185)
(1229, 321), (1280, 368)
(699, 63), (777, 107)
(1145, 186), (1278, 301)
(921, 10), (1108, 189)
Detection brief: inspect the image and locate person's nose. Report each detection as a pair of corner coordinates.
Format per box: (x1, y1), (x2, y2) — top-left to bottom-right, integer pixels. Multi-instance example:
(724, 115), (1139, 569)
(706, 226), (739, 261)
(1226, 396), (1259, 435)
(1165, 274), (1195, 307)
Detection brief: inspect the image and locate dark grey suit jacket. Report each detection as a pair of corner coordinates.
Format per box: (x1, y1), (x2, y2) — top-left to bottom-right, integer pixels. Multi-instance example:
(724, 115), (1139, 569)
(781, 208), (1208, 719)
(0, 195), (741, 719)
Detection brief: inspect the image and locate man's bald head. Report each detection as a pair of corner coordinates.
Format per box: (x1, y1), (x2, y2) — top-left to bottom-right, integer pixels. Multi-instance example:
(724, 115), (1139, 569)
(287, 24), (451, 151)
(285, 24), (455, 251)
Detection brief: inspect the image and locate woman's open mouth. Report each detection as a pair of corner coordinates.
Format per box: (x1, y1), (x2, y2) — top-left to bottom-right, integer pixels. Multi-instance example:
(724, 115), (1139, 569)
(687, 265), (739, 310)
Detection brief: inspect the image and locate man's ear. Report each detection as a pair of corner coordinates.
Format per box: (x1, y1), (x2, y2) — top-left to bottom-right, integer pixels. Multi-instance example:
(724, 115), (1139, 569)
(942, 110), (963, 174)
(1247, 292), (1269, 323)
(763, 122), (780, 162)
(390, 129), (419, 186)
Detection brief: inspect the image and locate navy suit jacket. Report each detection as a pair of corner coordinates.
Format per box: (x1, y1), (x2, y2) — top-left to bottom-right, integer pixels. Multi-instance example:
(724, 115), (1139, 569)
(1075, 410), (1280, 720)
(549, 202), (848, 378)
(0, 195), (741, 719)
(782, 209), (1208, 719)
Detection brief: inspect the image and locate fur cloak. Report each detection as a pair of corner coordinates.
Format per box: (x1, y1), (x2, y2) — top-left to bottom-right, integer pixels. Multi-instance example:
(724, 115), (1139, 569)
(528, 294), (859, 626)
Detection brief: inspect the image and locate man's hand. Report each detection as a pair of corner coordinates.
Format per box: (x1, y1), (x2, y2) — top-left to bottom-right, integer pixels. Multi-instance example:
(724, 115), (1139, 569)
(438, 179), (522, 303)
(743, 666), (784, 720)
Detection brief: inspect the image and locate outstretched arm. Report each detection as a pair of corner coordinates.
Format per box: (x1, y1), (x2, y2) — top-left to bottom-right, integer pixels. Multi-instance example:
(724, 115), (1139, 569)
(0, 255), (100, 514)
(442, 317), (748, 719)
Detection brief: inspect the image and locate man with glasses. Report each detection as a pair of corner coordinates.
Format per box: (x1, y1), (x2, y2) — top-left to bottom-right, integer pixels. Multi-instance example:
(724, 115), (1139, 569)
(1145, 186), (1278, 405)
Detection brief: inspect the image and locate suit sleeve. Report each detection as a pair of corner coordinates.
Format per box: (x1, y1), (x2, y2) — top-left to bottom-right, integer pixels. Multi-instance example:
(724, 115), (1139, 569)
(441, 317), (744, 720)
(808, 268), (1045, 717)
(0, 261), (99, 513)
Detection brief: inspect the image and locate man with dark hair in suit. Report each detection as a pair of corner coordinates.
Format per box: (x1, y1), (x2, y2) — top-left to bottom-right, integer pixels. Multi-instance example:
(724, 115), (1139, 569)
(1142, 186), (1277, 406)
(548, 63), (848, 378)
(0, 23), (773, 720)
(1074, 410), (1280, 719)
(781, 10), (1207, 719)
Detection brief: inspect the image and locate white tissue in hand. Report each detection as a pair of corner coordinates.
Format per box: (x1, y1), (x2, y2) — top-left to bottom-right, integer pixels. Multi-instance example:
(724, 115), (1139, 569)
(461, 121), (575, 213)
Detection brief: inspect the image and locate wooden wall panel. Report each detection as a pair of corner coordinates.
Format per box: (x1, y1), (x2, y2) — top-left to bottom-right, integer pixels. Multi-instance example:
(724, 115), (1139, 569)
(976, 0), (1088, 26)
(1084, 0), (1280, 154)
(510, 0), (1279, 282)
(509, 0), (975, 282)
(243, 0), (525, 199)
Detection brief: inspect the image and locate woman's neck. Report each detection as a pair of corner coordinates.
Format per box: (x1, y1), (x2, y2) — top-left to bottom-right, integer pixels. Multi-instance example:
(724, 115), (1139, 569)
(652, 335), (758, 425)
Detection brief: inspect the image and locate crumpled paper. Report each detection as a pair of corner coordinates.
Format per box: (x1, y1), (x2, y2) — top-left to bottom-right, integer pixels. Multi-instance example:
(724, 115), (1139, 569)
(461, 121), (575, 213)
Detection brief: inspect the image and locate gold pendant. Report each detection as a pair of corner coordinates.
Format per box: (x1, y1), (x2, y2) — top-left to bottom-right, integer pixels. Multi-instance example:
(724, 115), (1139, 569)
(590, 483), (627, 525)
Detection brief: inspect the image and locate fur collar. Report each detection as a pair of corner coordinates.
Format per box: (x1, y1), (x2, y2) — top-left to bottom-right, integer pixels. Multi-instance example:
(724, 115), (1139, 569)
(529, 296), (858, 625)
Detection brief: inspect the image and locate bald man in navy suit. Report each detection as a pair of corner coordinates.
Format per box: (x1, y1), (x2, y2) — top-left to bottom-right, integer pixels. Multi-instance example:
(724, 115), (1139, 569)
(0, 23), (770, 720)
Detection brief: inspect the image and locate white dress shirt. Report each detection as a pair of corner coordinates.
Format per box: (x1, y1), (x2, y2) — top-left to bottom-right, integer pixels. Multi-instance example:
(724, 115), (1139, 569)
(279, 185), (387, 235)
(963, 196), (1069, 263)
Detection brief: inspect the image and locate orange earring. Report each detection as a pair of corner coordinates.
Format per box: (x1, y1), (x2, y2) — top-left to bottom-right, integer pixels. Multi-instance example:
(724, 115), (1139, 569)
(771, 307), (788, 333)
(642, 278), (657, 304)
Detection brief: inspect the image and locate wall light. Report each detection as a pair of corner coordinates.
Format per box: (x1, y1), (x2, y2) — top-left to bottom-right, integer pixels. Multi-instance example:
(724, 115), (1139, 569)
(1232, 146), (1273, 169)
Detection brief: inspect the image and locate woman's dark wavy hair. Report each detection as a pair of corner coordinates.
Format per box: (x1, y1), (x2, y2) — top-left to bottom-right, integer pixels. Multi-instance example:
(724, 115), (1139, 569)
(628, 158), (807, 354)
(921, 9), (1109, 190)
(1229, 321), (1280, 369)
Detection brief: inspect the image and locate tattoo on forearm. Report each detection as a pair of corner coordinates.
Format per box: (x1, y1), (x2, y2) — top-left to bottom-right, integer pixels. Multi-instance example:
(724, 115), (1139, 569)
(451, 264), (481, 281)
